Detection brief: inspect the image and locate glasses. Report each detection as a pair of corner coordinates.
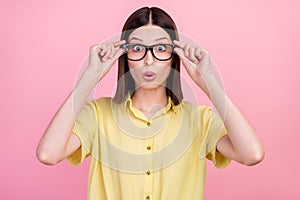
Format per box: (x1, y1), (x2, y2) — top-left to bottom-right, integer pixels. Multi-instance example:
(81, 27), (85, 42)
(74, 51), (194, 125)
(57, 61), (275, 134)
(122, 43), (175, 61)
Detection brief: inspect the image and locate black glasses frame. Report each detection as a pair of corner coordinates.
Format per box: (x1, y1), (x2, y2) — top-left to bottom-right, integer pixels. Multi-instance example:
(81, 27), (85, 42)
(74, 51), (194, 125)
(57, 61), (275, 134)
(121, 43), (176, 61)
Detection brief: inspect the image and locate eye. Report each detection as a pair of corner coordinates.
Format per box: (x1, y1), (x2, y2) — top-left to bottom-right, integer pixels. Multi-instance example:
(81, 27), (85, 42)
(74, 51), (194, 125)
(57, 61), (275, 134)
(132, 44), (144, 52)
(156, 44), (166, 52)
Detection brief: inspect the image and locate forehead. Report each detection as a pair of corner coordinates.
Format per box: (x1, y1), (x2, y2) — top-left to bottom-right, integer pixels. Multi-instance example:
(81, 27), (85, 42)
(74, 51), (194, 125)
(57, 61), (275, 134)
(128, 25), (171, 43)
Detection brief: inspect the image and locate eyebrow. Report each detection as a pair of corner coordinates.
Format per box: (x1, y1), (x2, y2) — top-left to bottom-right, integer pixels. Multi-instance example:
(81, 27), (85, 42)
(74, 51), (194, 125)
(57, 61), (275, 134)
(129, 36), (170, 42)
(129, 37), (143, 42)
(154, 37), (170, 41)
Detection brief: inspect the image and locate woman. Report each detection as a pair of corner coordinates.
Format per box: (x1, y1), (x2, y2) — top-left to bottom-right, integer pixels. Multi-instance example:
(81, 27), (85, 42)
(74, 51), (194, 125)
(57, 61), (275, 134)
(36, 7), (264, 200)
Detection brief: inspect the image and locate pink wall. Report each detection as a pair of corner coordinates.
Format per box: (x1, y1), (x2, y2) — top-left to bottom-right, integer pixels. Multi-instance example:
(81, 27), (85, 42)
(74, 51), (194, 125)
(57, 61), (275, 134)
(1, 0), (299, 199)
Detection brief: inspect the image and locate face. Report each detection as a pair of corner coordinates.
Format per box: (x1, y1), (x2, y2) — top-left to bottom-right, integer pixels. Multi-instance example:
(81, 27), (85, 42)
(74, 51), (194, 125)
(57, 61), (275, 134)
(126, 24), (173, 91)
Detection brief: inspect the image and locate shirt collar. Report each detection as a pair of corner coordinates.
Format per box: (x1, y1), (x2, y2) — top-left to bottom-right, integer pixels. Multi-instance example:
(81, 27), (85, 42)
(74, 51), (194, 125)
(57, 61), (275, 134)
(123, 93), (180, 115)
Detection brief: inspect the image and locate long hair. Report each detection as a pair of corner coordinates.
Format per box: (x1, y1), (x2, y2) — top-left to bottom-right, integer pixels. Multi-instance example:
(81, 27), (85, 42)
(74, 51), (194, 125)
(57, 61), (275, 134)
(113, 7), (183, 105)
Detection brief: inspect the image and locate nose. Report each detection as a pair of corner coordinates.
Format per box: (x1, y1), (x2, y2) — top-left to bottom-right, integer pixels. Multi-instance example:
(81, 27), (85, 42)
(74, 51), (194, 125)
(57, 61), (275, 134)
(145, 49), (154, 65)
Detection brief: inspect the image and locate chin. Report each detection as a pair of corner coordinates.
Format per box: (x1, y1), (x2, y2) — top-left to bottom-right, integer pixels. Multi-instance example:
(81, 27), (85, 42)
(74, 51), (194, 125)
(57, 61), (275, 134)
(135, 82), (165, 91)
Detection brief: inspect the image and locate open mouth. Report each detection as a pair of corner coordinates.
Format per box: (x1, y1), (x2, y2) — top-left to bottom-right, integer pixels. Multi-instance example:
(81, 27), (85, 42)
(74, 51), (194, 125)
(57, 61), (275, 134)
(143, 71), (156, 81)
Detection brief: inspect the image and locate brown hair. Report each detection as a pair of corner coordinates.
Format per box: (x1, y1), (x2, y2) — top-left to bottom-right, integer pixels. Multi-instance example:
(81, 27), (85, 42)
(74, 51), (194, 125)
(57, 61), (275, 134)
(113, 7), (183, 105)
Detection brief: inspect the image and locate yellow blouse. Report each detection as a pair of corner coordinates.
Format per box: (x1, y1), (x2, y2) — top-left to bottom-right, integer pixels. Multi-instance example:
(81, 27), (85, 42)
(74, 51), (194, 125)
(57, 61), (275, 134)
(67, 95), (231, 200)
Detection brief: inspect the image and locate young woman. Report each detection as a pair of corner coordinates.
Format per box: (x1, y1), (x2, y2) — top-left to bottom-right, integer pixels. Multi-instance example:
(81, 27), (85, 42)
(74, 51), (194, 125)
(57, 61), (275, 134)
(36, 7), (264, 200)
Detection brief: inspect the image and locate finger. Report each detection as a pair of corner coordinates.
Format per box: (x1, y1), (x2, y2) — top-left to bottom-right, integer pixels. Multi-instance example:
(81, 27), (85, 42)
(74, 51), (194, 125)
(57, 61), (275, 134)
(103, 44), (113, 61)
(112, 42), (123, 57)
(104, 48), (124, 68)
(173, 40), (192, 58)
(173, 47), (190, 63)
(109, 43), (115, 59)
(184, 45), (190, 57)
(100, 46), (107, 59)
(195, 48), (202, 60)
(112, 40), (126, 47)
(173, 40), (185, 49)
(201, 49), (210, 57)
(101, 48), (125, 74)
(90, 43), (110, 53)
(189, 47), (199, 63)
(110, 48), (125, 61)
(90, 44), (102, 54)
(198, 46), (209, 56)
(112, 45), (122, 58)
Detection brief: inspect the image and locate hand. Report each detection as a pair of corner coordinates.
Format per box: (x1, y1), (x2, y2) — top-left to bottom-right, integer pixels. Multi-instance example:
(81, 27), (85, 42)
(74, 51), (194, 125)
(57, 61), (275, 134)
(173, 40), (212, 94)
(87, 40), (126, 81)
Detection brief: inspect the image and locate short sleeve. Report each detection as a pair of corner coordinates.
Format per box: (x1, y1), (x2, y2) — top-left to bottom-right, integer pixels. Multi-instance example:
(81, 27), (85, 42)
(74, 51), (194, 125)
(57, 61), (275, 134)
(67, 100), (98, 166)
(198, 106), (231, 168)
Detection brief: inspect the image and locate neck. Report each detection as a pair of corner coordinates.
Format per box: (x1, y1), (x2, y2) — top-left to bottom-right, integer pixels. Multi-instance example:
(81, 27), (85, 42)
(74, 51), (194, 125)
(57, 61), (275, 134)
(131, 86), (168, 112)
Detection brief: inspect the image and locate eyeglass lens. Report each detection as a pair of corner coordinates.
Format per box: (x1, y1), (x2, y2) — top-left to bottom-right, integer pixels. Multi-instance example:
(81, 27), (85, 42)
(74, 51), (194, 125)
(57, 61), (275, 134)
(125, 44), (173, 61)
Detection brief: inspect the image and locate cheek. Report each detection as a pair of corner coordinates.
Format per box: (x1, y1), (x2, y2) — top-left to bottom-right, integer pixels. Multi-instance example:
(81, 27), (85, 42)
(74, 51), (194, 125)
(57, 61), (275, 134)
(128, 61), (142, 71)
(159, 61), (172, 75)
(159, 67), (171, 80)
(128, 61), (142, 82)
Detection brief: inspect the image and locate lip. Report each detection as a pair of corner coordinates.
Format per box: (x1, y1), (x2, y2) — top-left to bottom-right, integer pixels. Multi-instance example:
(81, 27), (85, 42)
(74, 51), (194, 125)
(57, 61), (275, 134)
(143, 71), (156, 81)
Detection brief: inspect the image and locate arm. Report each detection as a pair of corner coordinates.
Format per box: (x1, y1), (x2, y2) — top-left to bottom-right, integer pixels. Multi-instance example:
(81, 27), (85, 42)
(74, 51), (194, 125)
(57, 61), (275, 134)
(173, 40), (265, 166)
(198, 73), (264, 166)
(36, 41), (125, 165)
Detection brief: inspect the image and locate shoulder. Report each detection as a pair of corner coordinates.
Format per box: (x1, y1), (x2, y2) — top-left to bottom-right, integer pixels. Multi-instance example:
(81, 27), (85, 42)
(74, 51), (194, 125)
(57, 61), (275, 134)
(179, 101), (216, 124)
(85, 97), (113, 113)
(180, 101), (212, 114)
(93, 96), (112, 105)
(92, 97), (112, 110)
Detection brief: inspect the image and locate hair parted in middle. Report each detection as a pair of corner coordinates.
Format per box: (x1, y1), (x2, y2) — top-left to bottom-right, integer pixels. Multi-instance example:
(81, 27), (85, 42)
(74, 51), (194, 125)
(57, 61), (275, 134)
(113, 7), (183, 105)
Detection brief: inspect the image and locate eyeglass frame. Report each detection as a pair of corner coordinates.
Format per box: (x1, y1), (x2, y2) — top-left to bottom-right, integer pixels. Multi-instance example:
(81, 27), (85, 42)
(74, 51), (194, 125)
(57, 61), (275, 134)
(121, 43), (176, 61)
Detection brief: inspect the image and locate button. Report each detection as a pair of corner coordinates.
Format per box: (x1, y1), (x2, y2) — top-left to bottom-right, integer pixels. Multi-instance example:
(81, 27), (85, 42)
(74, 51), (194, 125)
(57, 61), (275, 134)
(146, 146), (151, 150)
(146, 196), (150, 200)
(146, 122), (151, 126)
(146, 170), (151, 175)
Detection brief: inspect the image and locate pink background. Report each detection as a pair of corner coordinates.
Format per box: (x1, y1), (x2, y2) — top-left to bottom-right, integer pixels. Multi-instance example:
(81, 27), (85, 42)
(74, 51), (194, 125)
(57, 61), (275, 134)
(1, 0), (299, 199)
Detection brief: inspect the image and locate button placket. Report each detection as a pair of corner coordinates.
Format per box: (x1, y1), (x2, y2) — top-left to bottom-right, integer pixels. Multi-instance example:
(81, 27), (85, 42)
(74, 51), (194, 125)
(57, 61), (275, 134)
(146, 120), (152, 152)
(144, 119), (154, 199)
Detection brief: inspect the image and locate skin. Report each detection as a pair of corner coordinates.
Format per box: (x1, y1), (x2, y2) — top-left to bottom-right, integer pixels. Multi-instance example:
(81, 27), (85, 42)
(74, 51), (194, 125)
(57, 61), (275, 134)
(173, 40), (265, 165)
(36, 24), (264, 166)
(127, 25), (173, 119)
